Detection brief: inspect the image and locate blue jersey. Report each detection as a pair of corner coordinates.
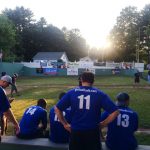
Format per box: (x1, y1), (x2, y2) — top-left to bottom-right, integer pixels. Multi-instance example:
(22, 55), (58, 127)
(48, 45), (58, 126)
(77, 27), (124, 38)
(0, 87), (10, 115)
(19, 106), (47, 135)
(49, 107), (71, 143)
(101, 106), (138, 150)
(56, 86), (117, 130)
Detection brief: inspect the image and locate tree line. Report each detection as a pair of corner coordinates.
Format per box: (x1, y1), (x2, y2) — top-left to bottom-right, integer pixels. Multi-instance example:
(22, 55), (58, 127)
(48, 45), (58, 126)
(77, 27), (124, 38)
(1, 5), (150, 63)
(0, 6), (87, 62)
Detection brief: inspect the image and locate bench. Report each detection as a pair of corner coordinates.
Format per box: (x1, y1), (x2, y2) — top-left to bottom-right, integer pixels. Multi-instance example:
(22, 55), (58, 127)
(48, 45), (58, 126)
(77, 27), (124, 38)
(0, 136), (150, 150)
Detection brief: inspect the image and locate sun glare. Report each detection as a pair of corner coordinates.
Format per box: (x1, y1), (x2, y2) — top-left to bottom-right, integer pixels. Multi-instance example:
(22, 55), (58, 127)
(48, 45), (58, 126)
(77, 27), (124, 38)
(87, 37), (111, 49)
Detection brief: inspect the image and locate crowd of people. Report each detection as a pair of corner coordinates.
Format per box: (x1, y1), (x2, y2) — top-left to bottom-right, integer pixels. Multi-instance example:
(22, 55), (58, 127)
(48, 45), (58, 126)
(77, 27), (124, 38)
(0, 71), (139, 150)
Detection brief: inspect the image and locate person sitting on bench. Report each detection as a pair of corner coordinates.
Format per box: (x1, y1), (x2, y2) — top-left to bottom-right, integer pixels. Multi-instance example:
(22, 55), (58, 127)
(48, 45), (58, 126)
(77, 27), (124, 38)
(17, 98), (47, 139)
(49, 92), (71, 143)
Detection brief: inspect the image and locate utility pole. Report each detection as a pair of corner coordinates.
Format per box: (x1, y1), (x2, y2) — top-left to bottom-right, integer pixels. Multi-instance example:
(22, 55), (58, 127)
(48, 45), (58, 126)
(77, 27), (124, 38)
(136, 27), (140, 63)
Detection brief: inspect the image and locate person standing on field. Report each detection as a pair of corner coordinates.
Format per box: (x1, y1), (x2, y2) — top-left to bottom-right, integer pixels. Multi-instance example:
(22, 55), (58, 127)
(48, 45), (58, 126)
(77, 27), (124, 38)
(55, 71), (119, 150)
(11, 73), (19, 97)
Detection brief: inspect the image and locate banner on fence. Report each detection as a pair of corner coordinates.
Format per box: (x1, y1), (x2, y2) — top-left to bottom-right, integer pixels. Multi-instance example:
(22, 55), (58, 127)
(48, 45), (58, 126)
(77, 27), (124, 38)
(67, 68), (78, 75)
(43, 68), (57, 75)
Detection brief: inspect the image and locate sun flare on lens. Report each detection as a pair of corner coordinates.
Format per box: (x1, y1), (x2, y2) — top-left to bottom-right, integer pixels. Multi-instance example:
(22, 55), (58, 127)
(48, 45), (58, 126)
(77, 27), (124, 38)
(87, 36), (112, 49)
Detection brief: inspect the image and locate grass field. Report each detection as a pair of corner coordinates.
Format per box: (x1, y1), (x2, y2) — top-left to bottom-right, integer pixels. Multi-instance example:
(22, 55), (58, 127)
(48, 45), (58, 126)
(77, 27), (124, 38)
(6, 75), (150, 145)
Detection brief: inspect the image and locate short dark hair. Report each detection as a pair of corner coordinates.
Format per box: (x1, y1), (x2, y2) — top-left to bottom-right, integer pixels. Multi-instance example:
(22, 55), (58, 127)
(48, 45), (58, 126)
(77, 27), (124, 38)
(116, 92), (129, 106)
(37, 98), (47, 108)
(81, 71), (94, 84)
(1, 72), (6, 77)
(59, 92), (66, 99)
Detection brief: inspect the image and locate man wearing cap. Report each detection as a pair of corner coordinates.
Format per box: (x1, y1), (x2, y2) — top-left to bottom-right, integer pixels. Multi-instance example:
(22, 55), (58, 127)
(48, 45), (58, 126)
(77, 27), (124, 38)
(0, 75), (20, 139)
(55, 71), (119, 150)
(101, 92), (138, 150)
(11, 73), (19, 97)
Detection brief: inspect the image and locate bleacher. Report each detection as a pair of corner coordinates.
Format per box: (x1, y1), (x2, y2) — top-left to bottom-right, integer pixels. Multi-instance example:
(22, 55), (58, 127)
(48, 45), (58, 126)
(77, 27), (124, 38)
(0, 136), (150, 150)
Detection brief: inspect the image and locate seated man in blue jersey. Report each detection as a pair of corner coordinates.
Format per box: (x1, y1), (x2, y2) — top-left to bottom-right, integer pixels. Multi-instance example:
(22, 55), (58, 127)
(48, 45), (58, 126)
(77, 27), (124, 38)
(49, 92), (71, 143)
(17, 98), (47, 139)
(101, 92), (138, 150)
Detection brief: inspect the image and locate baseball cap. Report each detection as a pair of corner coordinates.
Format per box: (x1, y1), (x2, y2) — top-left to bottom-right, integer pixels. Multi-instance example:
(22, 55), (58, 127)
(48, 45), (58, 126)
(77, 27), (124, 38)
(1, 75), (12, 84)
(13, 73), (18, 78)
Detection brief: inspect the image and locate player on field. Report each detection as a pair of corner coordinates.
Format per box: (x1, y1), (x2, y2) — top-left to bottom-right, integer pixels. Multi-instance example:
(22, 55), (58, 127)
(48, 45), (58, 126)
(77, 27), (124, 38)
(11, 73), (19, 97)
(101, 92), (138, 150)
(134, 70), (140, 84)
(55, 71), (119, 150)
(49, 92), (71, 143)
(17, 98), (47, 139)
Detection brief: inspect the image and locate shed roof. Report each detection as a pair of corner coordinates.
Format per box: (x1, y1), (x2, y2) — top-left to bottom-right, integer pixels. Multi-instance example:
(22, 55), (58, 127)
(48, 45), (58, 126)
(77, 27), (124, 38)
(33, 52), (66, 60)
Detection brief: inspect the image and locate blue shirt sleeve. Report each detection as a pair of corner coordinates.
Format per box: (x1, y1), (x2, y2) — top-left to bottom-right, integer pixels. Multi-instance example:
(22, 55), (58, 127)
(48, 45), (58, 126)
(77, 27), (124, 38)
(101, 111), (109, 122)
(56, 91), (71, 111)
(0, 87), (11, 114)
(100, 92), (118, 113)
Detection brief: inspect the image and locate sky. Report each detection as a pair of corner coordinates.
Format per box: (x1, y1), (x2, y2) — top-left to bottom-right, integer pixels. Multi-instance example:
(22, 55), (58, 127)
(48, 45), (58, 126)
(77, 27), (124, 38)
(0, 0), (150, 48)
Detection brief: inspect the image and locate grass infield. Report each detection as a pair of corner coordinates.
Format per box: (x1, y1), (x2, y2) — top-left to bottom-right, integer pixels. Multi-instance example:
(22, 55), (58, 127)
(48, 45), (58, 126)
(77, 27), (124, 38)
(5, 75), (150, 145)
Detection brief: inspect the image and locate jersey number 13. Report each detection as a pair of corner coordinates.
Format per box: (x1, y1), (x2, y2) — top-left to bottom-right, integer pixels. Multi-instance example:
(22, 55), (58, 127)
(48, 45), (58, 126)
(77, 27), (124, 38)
(117, 114), (129, 127)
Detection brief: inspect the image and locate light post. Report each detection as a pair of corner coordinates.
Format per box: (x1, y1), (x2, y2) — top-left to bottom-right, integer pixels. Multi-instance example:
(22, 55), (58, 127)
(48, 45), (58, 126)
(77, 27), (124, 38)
(136, 27), (140, 63)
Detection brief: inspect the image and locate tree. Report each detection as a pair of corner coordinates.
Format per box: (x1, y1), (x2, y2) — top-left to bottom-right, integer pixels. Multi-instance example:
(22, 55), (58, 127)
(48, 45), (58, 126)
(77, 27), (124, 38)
(62, 27), (88, 61)
(3, 6), (35, 61)
(0, 14), (16, 61)
(109, 6), (140, 62)
(139, 4), (150, 63)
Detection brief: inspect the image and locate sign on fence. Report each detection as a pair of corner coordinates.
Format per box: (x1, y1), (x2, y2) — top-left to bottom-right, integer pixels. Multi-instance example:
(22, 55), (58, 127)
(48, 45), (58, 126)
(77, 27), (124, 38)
(43, 68), (57, 75)
(67, 68), (78, 75)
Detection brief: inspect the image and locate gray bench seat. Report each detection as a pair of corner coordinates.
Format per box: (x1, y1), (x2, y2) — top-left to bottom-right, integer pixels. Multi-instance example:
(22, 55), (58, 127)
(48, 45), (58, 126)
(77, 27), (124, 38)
(0, 136), (150, 150)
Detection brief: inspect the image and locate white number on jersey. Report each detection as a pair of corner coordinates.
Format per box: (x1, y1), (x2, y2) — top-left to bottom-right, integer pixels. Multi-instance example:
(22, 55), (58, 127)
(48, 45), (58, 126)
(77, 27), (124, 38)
(78, 95), (90, 110)
(26, 107), (37, 115)
(117, 114), (129, 127)
(54, 111), (66, 122)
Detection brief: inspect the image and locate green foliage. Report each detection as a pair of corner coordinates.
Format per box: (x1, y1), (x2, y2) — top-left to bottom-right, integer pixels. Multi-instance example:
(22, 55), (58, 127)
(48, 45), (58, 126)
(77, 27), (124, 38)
(1, 6), (88, 62)
(109, 4), (150, 63)
(109, 6), (140, 62)
(0, 14), (16, 61)
(62, 27), (88, 61)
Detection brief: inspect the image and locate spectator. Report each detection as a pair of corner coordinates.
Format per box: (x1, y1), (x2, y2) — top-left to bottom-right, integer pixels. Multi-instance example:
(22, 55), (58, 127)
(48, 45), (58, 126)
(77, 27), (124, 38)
(49, 92), (71, 143)
(134, 70), (140, 84)
(55, 71), (119, 150)
(148, 70), (150, 84)
(0, 98), (14, 135)
(17, 99), (47, 139)
(0, 75), (20, 140)
(11, 73), (19, 97)
(101, 92), (138, 150)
